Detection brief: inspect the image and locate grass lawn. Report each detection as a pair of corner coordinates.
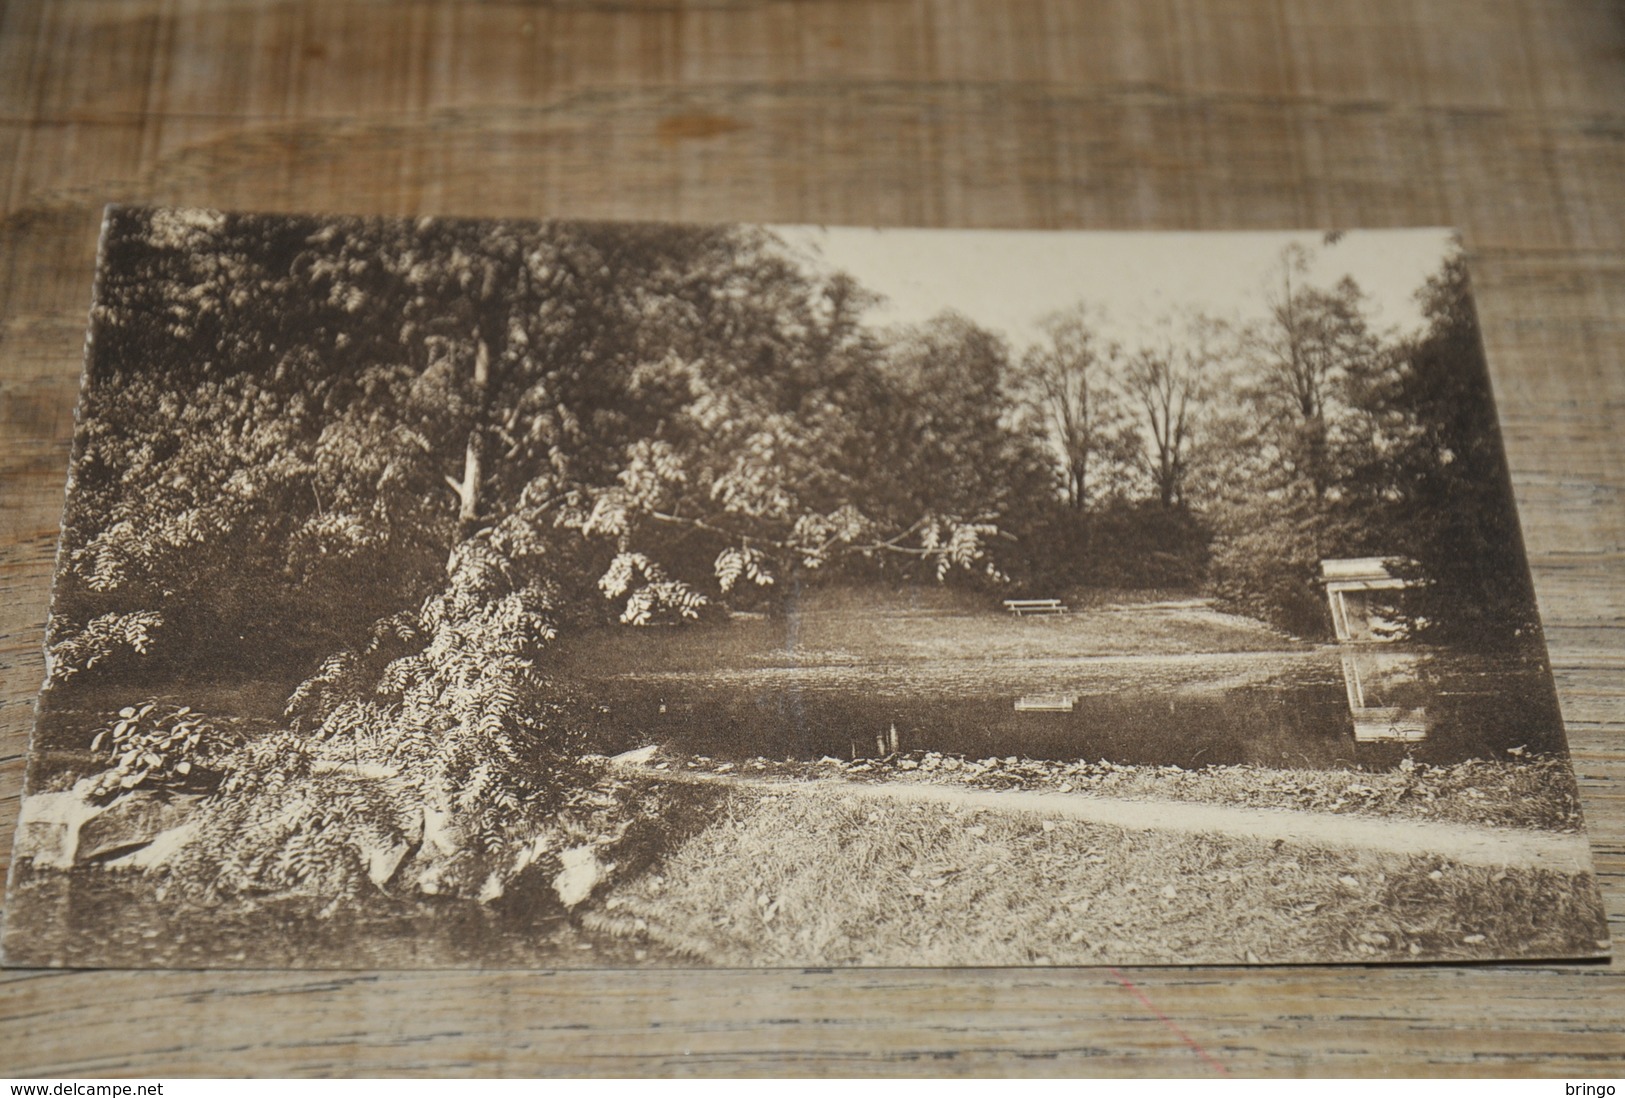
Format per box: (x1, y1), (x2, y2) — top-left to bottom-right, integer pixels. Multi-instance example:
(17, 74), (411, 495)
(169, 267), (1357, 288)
(560, 583), (1311, 675)
(590, 782), (1609, 967)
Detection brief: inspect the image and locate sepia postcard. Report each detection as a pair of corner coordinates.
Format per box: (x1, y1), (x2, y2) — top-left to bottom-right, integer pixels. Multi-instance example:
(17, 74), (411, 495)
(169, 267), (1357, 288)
(1, 208), (1609, 969)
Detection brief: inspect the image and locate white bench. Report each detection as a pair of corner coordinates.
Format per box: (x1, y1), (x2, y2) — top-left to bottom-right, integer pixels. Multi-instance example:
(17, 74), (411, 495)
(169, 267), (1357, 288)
(1003, 598), (1068, 616)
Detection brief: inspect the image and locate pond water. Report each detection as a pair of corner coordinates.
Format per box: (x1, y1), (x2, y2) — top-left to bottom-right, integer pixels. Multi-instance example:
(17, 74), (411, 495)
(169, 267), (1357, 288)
(558, 594), (1569, 771)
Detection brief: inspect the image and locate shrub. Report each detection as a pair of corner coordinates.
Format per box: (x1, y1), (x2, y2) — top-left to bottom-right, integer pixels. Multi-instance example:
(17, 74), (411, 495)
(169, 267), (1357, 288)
(46, 611), (163, 687)
(85, 701), (242, 800)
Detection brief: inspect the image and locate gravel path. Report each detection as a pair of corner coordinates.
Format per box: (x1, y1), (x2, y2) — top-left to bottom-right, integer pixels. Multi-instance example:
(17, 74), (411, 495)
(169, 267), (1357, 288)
(608, 755), (1595, 873)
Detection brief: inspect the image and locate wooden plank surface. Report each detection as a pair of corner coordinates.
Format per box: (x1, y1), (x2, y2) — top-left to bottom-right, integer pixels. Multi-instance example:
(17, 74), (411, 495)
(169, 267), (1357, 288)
(1, 0), (1622, 1077)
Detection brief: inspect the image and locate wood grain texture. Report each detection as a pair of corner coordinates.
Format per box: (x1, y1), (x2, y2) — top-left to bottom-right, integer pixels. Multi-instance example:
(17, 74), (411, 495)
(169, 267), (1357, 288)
(1, 0), (1623, 1077)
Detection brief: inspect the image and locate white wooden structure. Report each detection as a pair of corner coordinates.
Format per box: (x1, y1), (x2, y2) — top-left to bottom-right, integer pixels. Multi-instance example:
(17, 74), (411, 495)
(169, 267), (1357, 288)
(1320, 558), (1432, 742)
(1003, 598), (1068, 616)
(1321, 557), (1410, 643)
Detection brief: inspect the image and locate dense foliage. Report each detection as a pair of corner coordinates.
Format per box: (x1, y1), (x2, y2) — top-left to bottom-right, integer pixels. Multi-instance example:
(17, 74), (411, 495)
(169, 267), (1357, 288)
(1201, 248), (1538, 642)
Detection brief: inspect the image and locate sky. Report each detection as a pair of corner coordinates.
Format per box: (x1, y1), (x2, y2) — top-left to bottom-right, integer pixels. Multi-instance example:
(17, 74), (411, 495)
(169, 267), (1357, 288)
(770, 225), (1459, 351)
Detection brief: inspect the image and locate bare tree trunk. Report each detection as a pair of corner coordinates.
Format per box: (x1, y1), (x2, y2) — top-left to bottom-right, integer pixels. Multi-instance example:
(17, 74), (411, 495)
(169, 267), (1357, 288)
(449, 334), (491, 544)
(455, 434), (482, 533)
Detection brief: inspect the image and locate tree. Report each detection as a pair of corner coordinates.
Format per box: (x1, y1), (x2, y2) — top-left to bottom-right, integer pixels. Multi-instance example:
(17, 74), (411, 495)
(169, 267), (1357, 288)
(1020, 306), (1140, 510)
(1121, 314), (1222, 509)
(51, 210), (458, 680)
(1341, 254), (1544, 648)
(1246, 244), (1383, 500)
(862, 312), (1053, 580)
(1204, 243), (1389, 635)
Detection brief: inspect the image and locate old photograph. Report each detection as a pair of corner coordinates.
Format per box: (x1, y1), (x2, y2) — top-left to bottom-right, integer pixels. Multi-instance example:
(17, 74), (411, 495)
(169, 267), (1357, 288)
(2, 208), (1609, 968)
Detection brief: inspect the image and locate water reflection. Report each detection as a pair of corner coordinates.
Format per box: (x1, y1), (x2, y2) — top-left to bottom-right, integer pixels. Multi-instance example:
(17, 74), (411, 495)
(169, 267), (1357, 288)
(1321, 557), (1432, 743)
(1339, 648), (1432, 742)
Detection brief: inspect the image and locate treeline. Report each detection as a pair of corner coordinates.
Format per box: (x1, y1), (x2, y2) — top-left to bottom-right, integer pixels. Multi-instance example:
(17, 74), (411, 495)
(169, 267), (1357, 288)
(53, 212), (1536, 702)
(998, 241), (1538, 647)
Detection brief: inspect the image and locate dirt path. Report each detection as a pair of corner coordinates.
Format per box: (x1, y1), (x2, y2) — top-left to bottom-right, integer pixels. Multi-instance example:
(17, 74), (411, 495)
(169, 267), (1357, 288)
(609, 759), (1595, 873)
